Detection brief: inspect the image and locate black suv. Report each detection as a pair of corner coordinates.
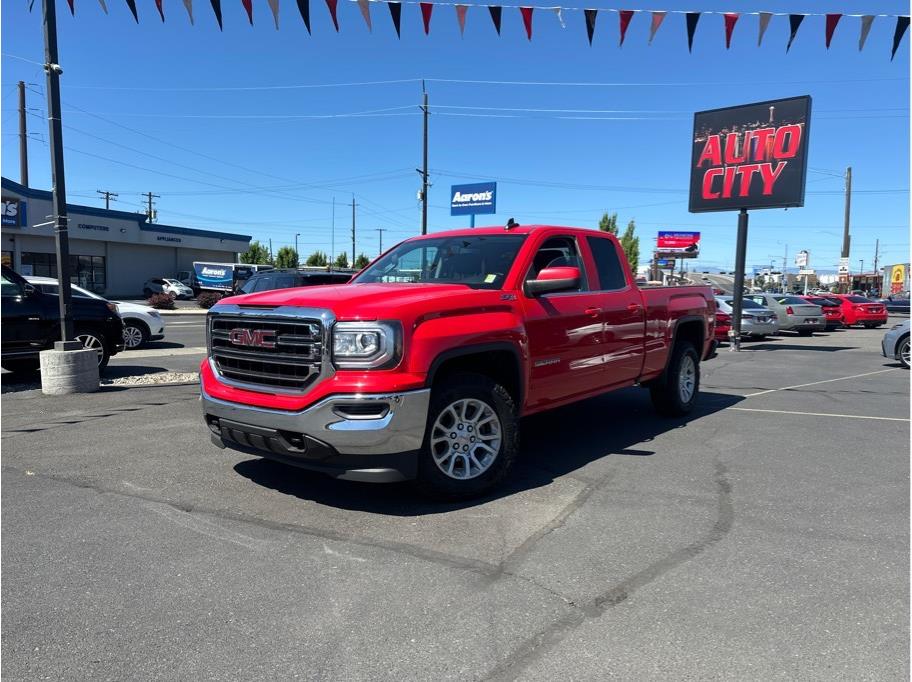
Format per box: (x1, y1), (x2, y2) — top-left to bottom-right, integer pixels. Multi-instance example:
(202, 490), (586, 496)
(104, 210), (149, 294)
(1, 265), (124, 373)
(238, 269), (353, 294)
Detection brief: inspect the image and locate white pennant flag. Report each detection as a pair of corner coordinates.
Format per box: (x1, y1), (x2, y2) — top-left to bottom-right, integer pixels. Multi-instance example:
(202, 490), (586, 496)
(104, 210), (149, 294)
(357, 0), (372, 31)
(182, 0), (193, 23)
(267, 0), (279, 28)
(97, 0), (108, 13)
(553, 6), (564, 28)
(859, 15), (874, 51)
(757, 12), (772, 46)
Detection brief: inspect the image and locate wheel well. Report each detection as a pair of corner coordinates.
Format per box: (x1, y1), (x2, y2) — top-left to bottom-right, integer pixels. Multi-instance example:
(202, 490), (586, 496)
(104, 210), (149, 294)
(674, 319), (704, 354)
(122, 317), (150, 333)
(430, 349), (522, 403)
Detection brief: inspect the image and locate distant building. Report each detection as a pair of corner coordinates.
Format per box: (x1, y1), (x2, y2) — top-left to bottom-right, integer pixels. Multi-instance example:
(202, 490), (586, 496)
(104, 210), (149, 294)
(2, 177), (250, 297)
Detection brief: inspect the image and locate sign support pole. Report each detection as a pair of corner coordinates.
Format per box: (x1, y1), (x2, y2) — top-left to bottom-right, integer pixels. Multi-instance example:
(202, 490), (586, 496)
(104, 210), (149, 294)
(729, 208), (749, 352)
(470, 214), (475, 228)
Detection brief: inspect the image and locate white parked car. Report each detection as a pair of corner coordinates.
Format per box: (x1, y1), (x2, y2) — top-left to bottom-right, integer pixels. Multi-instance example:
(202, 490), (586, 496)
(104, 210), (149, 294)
(143, 277), (195, 300)
(26, 277), (166, 349)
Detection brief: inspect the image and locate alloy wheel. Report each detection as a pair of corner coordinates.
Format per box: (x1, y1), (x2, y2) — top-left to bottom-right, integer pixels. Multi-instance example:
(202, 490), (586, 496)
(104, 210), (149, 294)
(430, 398), (502, 480)
(75, 333), (105, 366)
(678, 354), (696, 403)
(123, 326), (144, 349)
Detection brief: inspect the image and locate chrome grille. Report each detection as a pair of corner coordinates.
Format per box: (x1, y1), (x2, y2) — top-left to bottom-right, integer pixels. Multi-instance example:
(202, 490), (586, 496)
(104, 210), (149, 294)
(209, 315), (324, 392)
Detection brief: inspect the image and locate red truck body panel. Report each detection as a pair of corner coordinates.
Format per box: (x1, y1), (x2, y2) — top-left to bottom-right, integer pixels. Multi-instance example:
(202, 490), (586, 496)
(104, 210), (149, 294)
(201, 226), (715, 417)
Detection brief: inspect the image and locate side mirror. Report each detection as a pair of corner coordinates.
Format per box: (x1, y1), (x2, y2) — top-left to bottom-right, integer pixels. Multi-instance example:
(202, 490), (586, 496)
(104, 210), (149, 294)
(23, 283), (37, 297)
(526, 266), (581, 296)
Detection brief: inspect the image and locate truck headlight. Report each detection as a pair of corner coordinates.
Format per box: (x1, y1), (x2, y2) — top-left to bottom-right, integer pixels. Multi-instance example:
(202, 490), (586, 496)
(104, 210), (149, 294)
(332, 321), (400, 369)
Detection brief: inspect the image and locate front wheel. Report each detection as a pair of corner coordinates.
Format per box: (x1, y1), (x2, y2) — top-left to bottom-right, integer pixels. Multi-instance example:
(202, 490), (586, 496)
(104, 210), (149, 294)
(650, 342), (700, 417)
(898, 337), (910, 369)
(416, 372), (519, 500)
(74, 330), (110, 369)
(2, 358), (39, 375)
(122, 320), (149, 349)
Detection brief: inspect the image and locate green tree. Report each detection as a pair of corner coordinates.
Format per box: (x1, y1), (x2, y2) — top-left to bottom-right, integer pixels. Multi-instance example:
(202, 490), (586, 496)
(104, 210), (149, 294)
(274, 246), (298, 269)
(239, 240), (272, 265)
(353, 253), (371, 269)
(333, 251), (350, 269)
(598, 212), (619, 234)
(305, 250), (328, 267)
(619, 220), (640, 273)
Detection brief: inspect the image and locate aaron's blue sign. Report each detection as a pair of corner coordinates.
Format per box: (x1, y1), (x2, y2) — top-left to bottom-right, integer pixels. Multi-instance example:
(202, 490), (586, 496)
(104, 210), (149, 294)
(450, 182), (497, 217)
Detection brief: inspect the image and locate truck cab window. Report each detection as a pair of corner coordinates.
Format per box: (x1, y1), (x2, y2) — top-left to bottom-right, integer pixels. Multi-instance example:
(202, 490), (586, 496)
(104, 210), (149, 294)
(586, 237), (628, 291)
(527, 237), (587, 291)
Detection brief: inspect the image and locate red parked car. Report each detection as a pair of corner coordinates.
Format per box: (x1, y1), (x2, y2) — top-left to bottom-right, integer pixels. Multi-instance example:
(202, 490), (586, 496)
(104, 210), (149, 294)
(828, 294), (889, 328)
(714, 310), (732, 341)
(800, 295), (844, 329)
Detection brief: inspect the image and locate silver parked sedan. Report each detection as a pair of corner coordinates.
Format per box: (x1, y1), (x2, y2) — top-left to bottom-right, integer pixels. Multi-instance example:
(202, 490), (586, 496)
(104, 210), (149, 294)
(748, 294), (824, 336)
(715, 296), (779, 338)
(881, 320), (910, 368)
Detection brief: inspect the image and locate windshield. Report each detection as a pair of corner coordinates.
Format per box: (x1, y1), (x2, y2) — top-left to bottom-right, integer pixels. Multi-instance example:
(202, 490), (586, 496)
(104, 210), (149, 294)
(353, 235), (527, 289)
(164, 279), (183, 286)
(805, 297), (836, 306)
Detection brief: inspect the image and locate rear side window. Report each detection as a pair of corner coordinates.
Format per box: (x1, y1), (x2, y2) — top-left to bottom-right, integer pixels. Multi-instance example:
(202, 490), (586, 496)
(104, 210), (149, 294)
(586, 237), (627, 290)
(776, 296), (807, 305)
(273, 275), (296, 289)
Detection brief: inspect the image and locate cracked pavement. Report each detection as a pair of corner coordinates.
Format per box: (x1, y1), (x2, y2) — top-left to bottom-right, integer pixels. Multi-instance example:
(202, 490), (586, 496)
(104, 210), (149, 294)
(2, 323), (909, 679)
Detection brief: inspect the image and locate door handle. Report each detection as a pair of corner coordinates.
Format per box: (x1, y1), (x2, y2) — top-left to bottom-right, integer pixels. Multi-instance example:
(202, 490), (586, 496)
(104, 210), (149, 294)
(627, 303), (642, 313)
(584, 307), (602, 318)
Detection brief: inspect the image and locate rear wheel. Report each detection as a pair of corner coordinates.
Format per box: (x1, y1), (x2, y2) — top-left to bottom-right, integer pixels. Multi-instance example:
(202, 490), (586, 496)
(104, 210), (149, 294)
(142, 287), (153, 298)
(416, 372), (518, 500)
(650, 342), (700, 417)
(797, 329), (814, 337)
(898, 337), (910, 369)
(864, 322), (883, 329)
(74, 330), (110, 369)
(122, 319), (150, 349)
(1, 358), (39, 375)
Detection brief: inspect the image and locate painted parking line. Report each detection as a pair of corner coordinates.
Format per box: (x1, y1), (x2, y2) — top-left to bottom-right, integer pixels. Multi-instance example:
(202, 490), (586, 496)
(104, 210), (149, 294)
(166, 321), (206, 326)
(118, 346), (207, 359)
(730, 407), (909, 422)
(744, 369), (898, 398)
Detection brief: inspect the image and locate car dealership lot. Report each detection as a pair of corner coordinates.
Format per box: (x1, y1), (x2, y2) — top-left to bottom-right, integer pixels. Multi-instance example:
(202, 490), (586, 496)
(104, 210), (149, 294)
(2, 324), (908, 679)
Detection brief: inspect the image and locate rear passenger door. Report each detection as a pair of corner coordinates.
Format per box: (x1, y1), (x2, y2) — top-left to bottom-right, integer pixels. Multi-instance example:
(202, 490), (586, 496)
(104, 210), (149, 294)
(586, 235), (646, 384)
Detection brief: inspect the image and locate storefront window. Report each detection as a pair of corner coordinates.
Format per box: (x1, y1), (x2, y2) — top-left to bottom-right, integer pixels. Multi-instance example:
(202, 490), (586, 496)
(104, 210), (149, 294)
(20, 252), (106, 292)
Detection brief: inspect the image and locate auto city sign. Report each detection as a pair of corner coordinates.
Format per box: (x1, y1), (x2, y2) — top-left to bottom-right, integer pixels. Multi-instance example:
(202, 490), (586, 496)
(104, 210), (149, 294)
(450, 182), (496, 216)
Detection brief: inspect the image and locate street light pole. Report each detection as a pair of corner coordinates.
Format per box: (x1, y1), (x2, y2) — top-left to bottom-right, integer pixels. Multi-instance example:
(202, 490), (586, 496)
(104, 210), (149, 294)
(295, 233), (300, 266)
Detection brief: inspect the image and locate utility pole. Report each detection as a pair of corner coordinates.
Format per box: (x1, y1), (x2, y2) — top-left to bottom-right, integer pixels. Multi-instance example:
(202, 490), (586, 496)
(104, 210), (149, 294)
(97, 190), (118, 210)
(419, 82), (429, 235)
(294, 233), (300, 266)
(841, 166), (852, 293)
(351, 195), (357, 262)
(18, 81), (29, 187)
(376, 227), (387, 255)
(331, 196), (336, 268)
(43, 0), (74, 342)
(144, 191), (160, 223)
(268, 238), (273, 262)
(873, 238), (880, 275)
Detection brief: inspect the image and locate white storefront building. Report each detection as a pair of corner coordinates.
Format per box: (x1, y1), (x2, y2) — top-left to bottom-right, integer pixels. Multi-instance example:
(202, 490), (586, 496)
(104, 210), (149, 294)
(2, 177), (251, 298)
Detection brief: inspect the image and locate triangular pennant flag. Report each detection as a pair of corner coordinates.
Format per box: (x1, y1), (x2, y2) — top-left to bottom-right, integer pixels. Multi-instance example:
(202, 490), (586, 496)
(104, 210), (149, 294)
(357, 0), (371, 31)
(66, 0), (74, 15)
(858, 15), (874, 51)
(209, 0), (223, 28)
(325, 0), (338, 31)
(241, 0), (252, 24)
(648, 11), (666, 45)
(267, 0), (279, 28)
(520, 6), (533, 40)
(124, 0), (139, 21)
(891, 16), (910, 60)
(296, 0), (310, 32)
(488, 5), (501, 35)
(420, 2), (433, 34)
(387, 1), (401, 37)
(455, 4), (467, 36)
(723, 13), (739, 49)
(553, 7), (564, 29)
(757, 11), (772, 46)
(584, 8), (597, 45)
(825, 14), (841, 48)
(155, 0), (164, 21)
(786, 14), (805, 52)
(28, 0), (35, 12)
(618, 10), (634, 46)
(685, 12), (699, 52)
(97, 0), (108, 13)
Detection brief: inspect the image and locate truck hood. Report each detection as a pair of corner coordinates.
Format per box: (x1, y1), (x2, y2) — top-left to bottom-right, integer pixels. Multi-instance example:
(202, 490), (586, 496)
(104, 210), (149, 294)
(220, 283), (506, 320)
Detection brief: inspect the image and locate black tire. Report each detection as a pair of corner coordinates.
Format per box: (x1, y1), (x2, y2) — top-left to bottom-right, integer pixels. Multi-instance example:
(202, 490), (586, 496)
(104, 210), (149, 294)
(650, 341), (700, 417)
(74, 329), (110, 370)
(864, 323), (882, 329)
(1, 358), (40, 375)
(797, 329), (814, 337)
(898, 337), (910, 369)
(142, 288), (153, 298)
(415, 372), (519, 501)
(122, 319), (150, 349)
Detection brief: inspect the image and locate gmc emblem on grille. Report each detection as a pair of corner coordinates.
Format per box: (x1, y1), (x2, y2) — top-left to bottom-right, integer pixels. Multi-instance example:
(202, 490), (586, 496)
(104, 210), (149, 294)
(228, 328), (277, 349)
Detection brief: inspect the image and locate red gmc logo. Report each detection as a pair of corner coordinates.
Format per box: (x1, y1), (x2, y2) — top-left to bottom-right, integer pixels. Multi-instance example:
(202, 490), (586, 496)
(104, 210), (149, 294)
(228, 328), (276, 349)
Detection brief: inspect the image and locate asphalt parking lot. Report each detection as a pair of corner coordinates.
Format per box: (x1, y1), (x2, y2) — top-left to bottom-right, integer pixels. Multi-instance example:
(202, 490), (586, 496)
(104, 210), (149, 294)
(2, 321), (909, 679)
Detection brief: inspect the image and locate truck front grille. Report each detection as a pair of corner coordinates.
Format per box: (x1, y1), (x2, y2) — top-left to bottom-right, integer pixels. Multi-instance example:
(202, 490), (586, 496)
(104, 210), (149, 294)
(209, 315), (324, 392)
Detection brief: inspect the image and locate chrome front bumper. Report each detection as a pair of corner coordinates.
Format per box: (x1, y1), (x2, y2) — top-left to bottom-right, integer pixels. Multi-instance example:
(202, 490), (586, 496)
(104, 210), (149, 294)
(201, 386), (431, 456)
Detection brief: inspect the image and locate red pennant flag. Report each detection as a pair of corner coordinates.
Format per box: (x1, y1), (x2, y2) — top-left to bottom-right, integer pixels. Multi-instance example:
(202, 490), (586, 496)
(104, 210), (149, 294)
(66, 0), (74, 14)
(241, 0), (252, 24)
(455, 4), (467, 36)
(618, 10), (634, 46)
(488, 5), (502, 35)
(520, 6), (533, 40)
(420, 2), (433, 34)
(723, 13), (739, 49)
(825, 14), (842, 48)
(648, 11), (665, 44)
(325, 0), (338, 31)
(155, 0), (165, 20)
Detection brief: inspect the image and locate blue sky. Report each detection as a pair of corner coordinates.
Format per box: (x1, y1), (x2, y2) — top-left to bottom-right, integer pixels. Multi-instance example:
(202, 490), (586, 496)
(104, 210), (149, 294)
(2, 0), (909, 274)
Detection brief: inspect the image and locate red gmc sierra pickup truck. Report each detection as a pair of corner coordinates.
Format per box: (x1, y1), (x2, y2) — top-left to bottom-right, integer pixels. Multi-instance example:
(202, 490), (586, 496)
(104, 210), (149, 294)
(201, 225), (716, 499)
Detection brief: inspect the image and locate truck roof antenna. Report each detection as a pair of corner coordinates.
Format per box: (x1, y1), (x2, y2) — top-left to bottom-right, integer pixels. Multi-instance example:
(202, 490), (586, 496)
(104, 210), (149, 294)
(505, 218), (519, 230)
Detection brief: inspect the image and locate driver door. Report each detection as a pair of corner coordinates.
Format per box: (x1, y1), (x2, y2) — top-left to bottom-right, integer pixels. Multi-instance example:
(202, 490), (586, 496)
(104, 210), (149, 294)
(521, 235), (609, 410)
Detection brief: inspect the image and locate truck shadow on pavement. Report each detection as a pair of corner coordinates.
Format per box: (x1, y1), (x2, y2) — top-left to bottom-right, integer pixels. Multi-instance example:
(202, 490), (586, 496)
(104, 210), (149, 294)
(232, 387), (744, 515)
(741, 343), (859, 352)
